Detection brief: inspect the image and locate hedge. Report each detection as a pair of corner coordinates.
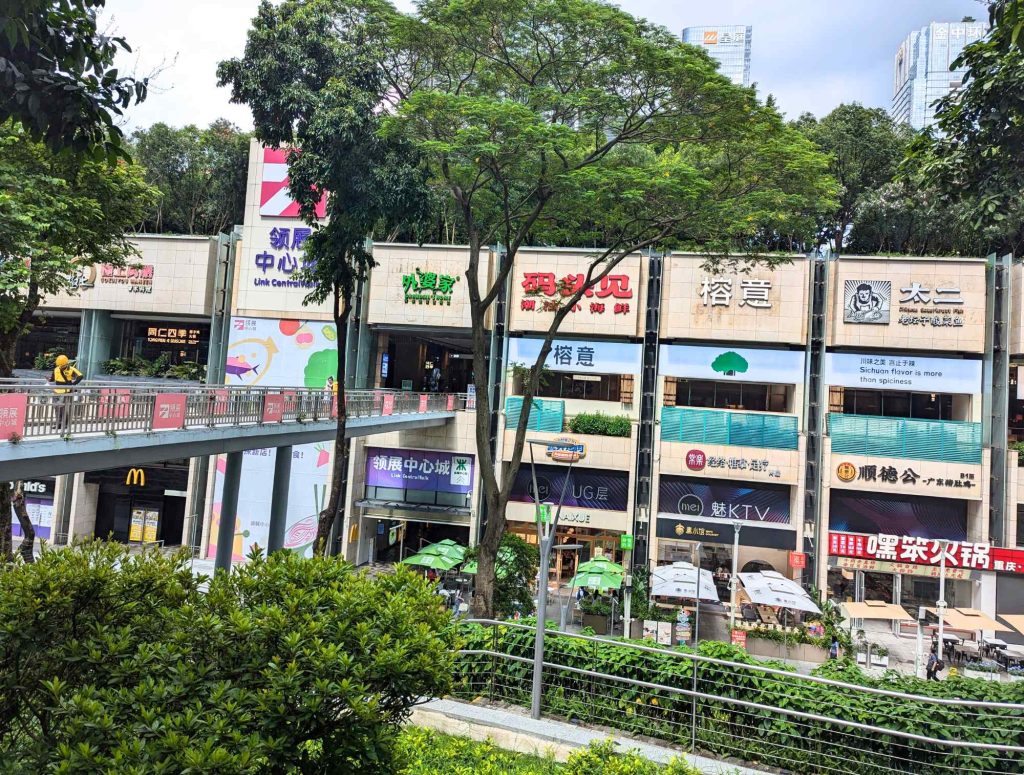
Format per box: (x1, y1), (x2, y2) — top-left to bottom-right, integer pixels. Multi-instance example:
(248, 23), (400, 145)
(453, 623), (1024, 774)
(568, 412), (632, 437)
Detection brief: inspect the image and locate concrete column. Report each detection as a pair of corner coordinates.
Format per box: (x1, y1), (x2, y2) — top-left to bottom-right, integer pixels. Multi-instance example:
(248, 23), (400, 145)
(215, 451), (243, 572)
(76, 309), (117, 377)
(267, 446), (292, 553)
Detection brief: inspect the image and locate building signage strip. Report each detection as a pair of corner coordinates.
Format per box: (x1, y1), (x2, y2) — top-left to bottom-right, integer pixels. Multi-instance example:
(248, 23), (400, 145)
(833, 556), (973, 581)
(656, 517), (795, 550)
(658, 475), (791, 524)
(828, 531), (1024, 575)
(509, 463), (629, 512)
(508, 337), (642, 375)
(824, 352), (981, 394)
(658, 344), (805, 385)
(835, 461), (978, 491)
(365, 447), (475, 495)
(842, 279), (965, 328)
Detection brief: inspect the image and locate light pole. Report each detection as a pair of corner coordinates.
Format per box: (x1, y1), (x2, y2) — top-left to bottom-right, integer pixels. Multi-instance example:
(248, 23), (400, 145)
(936, 541), (949, 663)
(728, 522), (743, 630)
(691, 542), (702, 645)
(527, 438), (580, 720)
(557, 543), (584, 631)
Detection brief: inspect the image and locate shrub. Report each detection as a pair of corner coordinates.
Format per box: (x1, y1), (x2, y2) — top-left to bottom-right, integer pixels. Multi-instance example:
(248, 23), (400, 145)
(32, 350), (60, 371)
(568, 412), (631, 437)
(163, 360), (206, 381)
(0, 542), (457, 773)
(465, 533), (539, 619)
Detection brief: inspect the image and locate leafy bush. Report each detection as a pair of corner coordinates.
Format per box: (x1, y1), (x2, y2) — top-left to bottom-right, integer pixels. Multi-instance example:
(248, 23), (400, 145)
(580, 597), (613, 617)
(163, 360), (206, 381)
(568, 412), (631, 437)
(465, 533), (539, 619)
(102, 355), (206, 380)
(144, 352), (171, 377)
(0, 542), (457, 773)
(32, 349), (61, 370)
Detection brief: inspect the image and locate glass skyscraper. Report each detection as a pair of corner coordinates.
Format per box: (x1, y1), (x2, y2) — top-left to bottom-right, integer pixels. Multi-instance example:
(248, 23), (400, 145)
(681, 25), (752, 87)
(891, 21), (987, 131)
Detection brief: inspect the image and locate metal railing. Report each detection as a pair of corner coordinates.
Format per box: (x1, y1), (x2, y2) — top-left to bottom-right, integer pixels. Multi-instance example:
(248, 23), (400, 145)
(0, 382), (467, 442)
(828, 413), (983, 464)
(455, 619), (1024, 775)
(661, 406), (799, 450)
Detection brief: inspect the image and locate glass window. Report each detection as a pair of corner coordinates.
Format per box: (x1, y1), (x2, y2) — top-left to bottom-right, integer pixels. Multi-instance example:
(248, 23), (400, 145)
(532, 373), (622, 402)
(881, 392), (910, 418)
(673, 380), (788, 412)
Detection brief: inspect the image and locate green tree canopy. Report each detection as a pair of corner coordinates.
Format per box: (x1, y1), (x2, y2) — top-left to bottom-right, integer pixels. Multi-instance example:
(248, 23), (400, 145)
(1, 1), (148, 159)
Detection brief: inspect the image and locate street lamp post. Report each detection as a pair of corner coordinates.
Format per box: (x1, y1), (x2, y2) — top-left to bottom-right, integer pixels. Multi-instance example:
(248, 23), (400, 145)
(527, 438), (580, 720)
(936, 541), (948, 663)
(557, 543), (584, 631)
(728, 522), (743, 630)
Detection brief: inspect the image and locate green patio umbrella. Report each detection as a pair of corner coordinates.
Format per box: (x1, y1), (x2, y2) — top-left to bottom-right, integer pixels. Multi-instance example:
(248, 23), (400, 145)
(402, 552), (460, 571)
(417, 541), (467, 561)
(462, 547), (515, 578)
(576, 557), (625, 576)
(569, 570), (624, 592)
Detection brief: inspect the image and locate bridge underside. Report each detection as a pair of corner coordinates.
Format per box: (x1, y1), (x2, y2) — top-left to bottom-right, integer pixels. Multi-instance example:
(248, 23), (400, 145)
(0, 411), (455, 480)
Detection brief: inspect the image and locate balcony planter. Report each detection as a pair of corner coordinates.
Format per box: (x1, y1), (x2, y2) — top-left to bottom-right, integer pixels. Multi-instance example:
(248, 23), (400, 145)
(963, 667), (1000, 681)
(870, 655), (890, 668)
(582, 613), (610, 635)
(745, 638), (827, 664)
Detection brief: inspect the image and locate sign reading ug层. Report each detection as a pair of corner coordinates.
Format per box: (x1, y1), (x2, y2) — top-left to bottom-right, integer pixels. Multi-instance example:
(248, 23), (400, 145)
(824, 352), (981, 394)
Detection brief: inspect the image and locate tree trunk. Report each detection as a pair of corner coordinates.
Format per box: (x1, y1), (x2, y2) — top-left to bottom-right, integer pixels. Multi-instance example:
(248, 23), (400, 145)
(314, 290), (352, 557)
(12, 484), (34, 563)
(0, 484), (12, 562)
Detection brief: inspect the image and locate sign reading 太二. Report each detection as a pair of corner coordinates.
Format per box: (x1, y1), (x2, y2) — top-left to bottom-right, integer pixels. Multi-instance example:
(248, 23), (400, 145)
(402, 269), (460, 306)
(843, 279), (966, 328)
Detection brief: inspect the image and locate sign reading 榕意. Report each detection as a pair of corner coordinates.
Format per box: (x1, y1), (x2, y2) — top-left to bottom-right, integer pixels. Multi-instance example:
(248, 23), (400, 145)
(507, 337), (642, 375)
(828, 531), (1024, 575)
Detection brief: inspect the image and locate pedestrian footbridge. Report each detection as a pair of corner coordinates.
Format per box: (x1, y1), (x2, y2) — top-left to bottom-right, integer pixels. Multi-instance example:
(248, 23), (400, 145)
(0, 382), (464, 480)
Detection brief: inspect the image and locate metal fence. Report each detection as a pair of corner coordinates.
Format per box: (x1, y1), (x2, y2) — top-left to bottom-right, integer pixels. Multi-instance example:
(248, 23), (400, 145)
(0, 382), (466, 440)
(661, 406), (799, 450)
(828, 413), (983, 464)
(455, 619), (1024, 775)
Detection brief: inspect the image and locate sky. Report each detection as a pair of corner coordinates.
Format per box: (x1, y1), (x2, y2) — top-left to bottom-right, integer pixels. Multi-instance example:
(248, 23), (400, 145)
(101, 0), (985, 132)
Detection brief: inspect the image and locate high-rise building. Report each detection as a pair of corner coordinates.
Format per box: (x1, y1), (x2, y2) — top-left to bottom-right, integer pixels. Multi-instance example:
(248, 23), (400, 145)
(892, 20), (987, 130)
(681, 25), (752, 87)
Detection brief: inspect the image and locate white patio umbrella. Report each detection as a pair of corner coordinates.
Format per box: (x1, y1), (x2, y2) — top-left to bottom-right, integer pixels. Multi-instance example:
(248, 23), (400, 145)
(738, 570), (821, 614)
(651, 562), (720, 602)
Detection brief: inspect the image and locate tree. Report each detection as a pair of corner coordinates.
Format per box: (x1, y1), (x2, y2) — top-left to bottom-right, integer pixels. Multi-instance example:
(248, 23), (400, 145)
(1, 1), (148, 159)
(381, 0), (835, 616)
(0, 543), (456, 771)
(795, 104), (912, 253)
(912, 0), (1024, 242)
(0, 121), (156, 558)
(218, 0), (433, 555)
(130, 120), (251, 235)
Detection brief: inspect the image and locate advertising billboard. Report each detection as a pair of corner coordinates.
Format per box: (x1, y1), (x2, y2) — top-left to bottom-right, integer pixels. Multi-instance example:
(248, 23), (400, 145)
(823, 352), (982, 394)
(658, 475), (791, 525)
(828, 490), (968, 542)
(508, 463), (629, 512)
(365, 447), (475, 494)
(659, 344), (805, 385)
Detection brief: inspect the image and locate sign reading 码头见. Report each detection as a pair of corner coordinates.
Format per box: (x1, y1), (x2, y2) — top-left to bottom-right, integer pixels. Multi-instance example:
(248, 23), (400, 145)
(829, 531), (1024, 575)
(401, 269), (460, 305)
(507, 337), (642, 375)
(823, 352), (982, 394)
(365, 447), (475, 494)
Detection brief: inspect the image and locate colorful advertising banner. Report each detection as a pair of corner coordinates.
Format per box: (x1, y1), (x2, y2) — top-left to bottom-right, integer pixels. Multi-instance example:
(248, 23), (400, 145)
(828, 491), (967, 542)
(658, 475), (791, 524)
(828, 531), (1024, 576)
(365, 447), (475, 494)
(659, 344), (805, 385)
(509, 463), (629, 511)
(11, 479), (54, 541)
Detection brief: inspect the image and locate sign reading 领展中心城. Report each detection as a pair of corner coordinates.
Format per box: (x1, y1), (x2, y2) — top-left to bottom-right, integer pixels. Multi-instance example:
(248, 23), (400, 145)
(365, 447), (475, 494)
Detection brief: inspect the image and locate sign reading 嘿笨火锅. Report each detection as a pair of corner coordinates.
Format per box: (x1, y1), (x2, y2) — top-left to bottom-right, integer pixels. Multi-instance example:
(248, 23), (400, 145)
(401, 268), (460, 305)
(365, 447), (475, 494)
(828, 531), (1024, 575)
(843, 279), (966, 328)
(823, 352), (981, 394)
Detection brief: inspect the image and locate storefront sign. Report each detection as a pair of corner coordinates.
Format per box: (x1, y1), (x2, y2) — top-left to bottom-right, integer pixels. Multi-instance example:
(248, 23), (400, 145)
(824, 352), (981, 394)
(686, 449), (782, 478)
(365, 447), (475, 494)
(699, 277), (772, 308)
(519, 271), (634, 317)
(620, 534), (635, 550)
(510, 464), (629, 511)
(253, 225), (316, 289)
(402, 269), (460, 305)
(152, 394), (187, 430)
(829, 531), (1024, 576)
(843, 280), (965, 328)
(262, 394), (285, 423)
(789, 551), (807, 569)
(0, 393), (28, 440)
(20, 479), (54, 496)
(147, 326), (202, 346)
(829, 491), (967, 541)
(658, 476), (791, 524)
(655, 517), (795, 549)
(834, 555), (973, 581)
(685, 449), (706, 471)
(731, 629), (748, 649)
(835, 460), (977, 490)
(659, 344), (805, 384)
(507, 337), (642, 375)
(125, 468), (146, 487)
(546, 436), (587, 461)
(73, 263), (157, 294)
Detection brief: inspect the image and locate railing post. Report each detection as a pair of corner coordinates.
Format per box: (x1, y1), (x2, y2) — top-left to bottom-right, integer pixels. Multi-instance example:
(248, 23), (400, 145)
(489, 623), (497, 703)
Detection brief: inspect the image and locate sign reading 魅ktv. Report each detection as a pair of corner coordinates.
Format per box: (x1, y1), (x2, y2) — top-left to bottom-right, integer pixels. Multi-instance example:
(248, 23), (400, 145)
(508, 337), (642, 375)
(365, 447), (475, 494)
(824, 352), (981, 394)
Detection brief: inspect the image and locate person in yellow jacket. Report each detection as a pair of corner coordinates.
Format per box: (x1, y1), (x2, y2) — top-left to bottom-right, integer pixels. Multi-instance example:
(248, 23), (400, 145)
(49, 354), (83, 429)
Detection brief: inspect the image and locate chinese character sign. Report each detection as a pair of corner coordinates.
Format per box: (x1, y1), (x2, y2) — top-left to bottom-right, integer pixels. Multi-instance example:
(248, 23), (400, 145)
(365, 447), (475, 494)
(0, 394), (28, 440)
(828, 531), (1024, 575)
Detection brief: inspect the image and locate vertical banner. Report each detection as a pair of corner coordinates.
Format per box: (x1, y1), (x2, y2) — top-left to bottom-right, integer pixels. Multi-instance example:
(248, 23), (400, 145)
(418, 394), (429, 412)
(143, 510), (159, 542)
(262, 393), (285, 423)
(98, 388), (131, 419)
(382, 393), (395, 416)
(129, 508), (145, 542)
(212, 389), (230, 417)
(446, 394), (455, 411)
(0, 393), (28, 440)
(152, 394), (187, 430)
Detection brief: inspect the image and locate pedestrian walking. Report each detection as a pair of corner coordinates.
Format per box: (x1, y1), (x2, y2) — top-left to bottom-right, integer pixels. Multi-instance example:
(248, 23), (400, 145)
(828, 637), (840, 660)
(926, 647), (943, 680)
(49, 354), (83, 431)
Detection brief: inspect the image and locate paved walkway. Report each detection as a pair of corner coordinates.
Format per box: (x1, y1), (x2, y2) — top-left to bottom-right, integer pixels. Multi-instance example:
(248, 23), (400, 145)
(411, 698), (768, 774)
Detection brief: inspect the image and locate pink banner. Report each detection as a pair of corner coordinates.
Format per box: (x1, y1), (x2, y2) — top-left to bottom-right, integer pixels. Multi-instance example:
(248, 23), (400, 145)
(152, 394), (187, 430)
(446, 394), (455, 411)
(283, 389), (298, 415)
(98, 388), (131, 419)
(0, 393), (28, 440)
(262, 393), (285, 423)
(382, 393), (395, 416)
(331, 395), (339, 419)
(419, 394), (429, 412)
(212, 389), (230, 416)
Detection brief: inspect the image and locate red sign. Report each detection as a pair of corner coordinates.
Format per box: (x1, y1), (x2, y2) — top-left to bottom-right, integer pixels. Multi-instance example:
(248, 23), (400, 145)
(331, 395), (339, 419)
(98, 388), (131, 419)
(446, 394), (455, 411)
(282, 390), (298, 415)
(730, 629), (747, 649)
(685, 449), (706, 471)
(152, 394), (187, 430)
(382, 393), (395, 416)
(829, 531), (1024, 576)
(789, 551), (807, 570)
(262, 393), (285, 423)
(418, 394), (429, 413)
(520, 271), (633, 316)
(0, 393), (28, 440)
(212, 389), (230, 417)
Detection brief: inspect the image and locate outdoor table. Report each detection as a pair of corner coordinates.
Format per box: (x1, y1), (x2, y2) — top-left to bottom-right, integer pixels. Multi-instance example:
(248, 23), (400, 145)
(955, 641), (981, 664)
(1002, 644), (1024, 667)
(983, 638), (1008, 658)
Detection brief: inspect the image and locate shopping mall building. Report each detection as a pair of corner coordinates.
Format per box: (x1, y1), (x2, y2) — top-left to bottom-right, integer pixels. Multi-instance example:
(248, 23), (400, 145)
(29, 141), (1024, 637)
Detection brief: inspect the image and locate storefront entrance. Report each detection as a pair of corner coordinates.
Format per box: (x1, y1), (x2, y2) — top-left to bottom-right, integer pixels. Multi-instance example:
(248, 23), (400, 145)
(509, 525), (624, 582)
(375, 330), (473, 393)
(88, 462), (189, 546)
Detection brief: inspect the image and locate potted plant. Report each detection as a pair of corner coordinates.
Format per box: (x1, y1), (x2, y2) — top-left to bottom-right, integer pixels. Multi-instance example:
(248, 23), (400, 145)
(1006, 665), (1024, 683)
(580, 597), (613, 635)
(855, 632), (869, 665)
(870, 644), (889, 668)
(963, 659), (1001, 681)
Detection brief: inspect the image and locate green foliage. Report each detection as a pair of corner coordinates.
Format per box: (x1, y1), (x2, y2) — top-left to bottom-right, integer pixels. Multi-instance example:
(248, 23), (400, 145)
(32, 349), (59, 371)
(304, 348), (339, 388)
(0, 542), (457, 772)
(101, 356), (205, 381)
(466, 533), (539, 618)
(0, 1), (148, 159)
(579, 597), (613, 617)
(455, 622), (1024, 774)
(568, 412), (631, 438)
(130, 119), (251, 235)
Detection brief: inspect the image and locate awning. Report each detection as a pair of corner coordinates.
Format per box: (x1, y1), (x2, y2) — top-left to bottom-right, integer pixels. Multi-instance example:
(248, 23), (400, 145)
(999, 614), (1024, 637)
(925, 607), (1011, 632)
(738, 571), (821, 614)
(843, 601), (914, 621)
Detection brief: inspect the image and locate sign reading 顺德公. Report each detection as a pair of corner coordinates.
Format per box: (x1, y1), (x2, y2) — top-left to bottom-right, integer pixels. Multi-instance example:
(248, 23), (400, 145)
(834, 461), (978, 491)
(402, 268), (460, 305)
(823, 352), (981, 394)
